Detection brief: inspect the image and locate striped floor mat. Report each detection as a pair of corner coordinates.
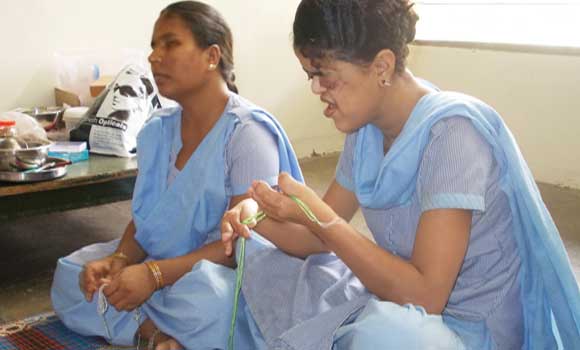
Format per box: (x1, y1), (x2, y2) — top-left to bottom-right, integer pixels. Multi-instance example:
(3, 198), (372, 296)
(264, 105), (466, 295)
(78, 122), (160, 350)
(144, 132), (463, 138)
(0, 313), (134, 350)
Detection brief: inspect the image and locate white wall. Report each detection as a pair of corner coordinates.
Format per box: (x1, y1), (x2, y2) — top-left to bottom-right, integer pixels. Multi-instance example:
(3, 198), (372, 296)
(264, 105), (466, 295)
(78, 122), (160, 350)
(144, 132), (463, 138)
(0, 0), (344, 158)
(408, 45), (580, 189)
(3, 2), (578, 188)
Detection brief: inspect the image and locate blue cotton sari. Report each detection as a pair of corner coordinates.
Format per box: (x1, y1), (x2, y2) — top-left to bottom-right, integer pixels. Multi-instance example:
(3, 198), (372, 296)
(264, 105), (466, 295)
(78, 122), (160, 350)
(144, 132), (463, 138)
(51, 92), (303, 348)
(347, 91), (580, 349)
(240, 91), (580, 350)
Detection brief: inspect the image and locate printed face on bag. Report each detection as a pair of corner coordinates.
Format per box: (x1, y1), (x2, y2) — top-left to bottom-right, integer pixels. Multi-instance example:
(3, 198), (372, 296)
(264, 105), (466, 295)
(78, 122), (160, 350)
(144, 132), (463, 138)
(108, 84), (143, 120)
(149, 14), (211, 101)
(95, 73), (152, 122)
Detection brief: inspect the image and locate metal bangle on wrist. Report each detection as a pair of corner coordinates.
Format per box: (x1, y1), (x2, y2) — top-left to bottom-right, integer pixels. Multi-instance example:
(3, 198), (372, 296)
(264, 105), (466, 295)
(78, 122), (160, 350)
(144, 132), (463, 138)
(110, 252), (129, 263)
(145, 261), (164, 290)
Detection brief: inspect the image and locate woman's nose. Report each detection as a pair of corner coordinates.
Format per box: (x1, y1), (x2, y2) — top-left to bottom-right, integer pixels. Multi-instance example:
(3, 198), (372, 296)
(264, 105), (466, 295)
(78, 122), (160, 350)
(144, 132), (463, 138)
(310, 76), (326, 95)
(148, 50), (161, 64)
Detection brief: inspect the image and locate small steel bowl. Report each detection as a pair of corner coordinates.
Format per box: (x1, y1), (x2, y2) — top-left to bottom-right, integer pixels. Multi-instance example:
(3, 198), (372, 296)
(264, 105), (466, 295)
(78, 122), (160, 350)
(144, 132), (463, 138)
(0, 140), (52, 172)
(19, 106), (65, 131)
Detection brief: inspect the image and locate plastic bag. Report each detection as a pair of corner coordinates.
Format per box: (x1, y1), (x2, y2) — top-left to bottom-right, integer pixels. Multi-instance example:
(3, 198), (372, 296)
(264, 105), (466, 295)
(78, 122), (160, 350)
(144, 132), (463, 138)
(70, 65), (162, 157)
(0, 112), (48, 142)
(54, 49), (148, 106)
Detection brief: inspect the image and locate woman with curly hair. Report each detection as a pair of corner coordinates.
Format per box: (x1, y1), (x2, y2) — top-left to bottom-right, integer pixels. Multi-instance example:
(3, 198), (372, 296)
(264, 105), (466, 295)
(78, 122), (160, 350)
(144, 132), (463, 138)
(221, 0), (580, 349)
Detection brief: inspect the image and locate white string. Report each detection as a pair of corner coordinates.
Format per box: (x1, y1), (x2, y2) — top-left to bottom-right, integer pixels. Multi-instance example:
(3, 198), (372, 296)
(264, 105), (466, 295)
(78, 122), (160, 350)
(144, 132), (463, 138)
(97, 284), (145, 349)
(317, 216), (344, 229)
(134, 308), (143, 350)
(97, 284), (113, 340)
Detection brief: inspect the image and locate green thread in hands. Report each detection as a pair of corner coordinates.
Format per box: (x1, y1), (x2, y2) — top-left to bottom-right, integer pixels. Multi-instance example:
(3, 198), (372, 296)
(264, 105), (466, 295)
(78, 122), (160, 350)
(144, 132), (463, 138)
(289, 195), (321, 225)
(228, 234), (245, 350)
(227, 211), (266, 350)
(227, 196), (319, 350)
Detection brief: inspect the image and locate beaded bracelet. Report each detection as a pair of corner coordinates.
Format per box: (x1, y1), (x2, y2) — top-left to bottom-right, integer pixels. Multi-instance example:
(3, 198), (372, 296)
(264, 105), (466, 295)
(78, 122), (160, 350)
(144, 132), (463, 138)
(144, 261), (164, 290)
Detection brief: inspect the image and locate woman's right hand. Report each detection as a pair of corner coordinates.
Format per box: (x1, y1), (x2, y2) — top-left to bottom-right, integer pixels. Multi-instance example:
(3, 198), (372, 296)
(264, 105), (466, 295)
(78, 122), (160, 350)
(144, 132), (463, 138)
(220, 198), (260, 256)
(79, 256), (128, 302)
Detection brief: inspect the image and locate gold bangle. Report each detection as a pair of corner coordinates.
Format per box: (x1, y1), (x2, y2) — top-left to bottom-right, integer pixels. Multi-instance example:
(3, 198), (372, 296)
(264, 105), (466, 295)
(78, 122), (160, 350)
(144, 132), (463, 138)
(144, 261), (160, 290)
(144, 261), (164, 290)
(110, 252), (129, 263)
(153, 262), (164, 288)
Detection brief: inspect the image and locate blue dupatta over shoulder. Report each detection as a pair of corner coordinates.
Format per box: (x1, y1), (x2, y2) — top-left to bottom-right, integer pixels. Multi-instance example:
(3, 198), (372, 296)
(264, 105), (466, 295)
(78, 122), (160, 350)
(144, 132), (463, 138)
(352, 91), (580, 349)
(132, 93), (303, 259)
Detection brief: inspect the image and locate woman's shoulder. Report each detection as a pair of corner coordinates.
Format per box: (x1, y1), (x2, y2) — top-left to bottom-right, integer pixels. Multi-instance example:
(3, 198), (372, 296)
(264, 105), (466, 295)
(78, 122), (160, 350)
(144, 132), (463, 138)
(146, 106), (181, 126)
(429, 115), (480, 139)
(148, 106), (181, 122)
(224, 94), (282, 145)
(226, 93), (274, 123)
(227, 114), (277, 147)
(138, 106), (181, 140)
(424, 116), (493, 165)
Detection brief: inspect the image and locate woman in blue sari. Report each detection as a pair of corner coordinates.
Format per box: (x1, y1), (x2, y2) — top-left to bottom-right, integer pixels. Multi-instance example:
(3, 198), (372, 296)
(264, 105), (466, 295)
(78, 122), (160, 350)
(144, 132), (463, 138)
(51, 2), (302, 349)
(221, 0), (580, 349)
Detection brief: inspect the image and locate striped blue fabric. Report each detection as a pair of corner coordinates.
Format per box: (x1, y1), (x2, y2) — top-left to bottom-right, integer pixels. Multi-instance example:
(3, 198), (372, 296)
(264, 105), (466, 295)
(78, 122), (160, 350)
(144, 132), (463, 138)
(225, 120), (280, 196)
(417, 117), (490, 212)
(336, 116), (523, 349)
(167, 113), (280, 195)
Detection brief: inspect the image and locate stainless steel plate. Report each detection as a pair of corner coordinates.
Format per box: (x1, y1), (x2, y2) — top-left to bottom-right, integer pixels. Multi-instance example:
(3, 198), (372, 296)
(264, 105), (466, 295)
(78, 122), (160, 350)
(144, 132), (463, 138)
(0, 159), (67, 183)
(14, 106), (66, 130)
(0, 140), (53, 171)
(18, 106), (64, 118)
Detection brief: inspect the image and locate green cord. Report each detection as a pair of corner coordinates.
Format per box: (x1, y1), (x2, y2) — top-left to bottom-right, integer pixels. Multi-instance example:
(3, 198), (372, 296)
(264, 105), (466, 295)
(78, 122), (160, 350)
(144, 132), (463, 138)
(227, 230), (246, 350)
(227, 196), (321, 350)
(227, 210), (266, 350)
(289, 195), (321, 225)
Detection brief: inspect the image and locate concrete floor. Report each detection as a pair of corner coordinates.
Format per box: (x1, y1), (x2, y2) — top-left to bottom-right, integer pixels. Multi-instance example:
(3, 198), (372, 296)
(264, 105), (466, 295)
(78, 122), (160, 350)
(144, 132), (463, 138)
(1, 154), (579, 323)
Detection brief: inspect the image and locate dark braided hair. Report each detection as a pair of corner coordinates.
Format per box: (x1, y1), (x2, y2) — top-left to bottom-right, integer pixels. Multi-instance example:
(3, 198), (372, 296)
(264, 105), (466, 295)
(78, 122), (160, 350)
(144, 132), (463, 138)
(293, 0), (418, 72)
(162, 1), (238, 93)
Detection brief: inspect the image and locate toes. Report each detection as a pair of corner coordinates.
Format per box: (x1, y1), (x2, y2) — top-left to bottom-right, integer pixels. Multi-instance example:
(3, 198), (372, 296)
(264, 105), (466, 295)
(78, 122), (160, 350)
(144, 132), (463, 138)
(169, 338), (183, 350)
(155, 341), (169, 350)
(155, 338), (183, 350)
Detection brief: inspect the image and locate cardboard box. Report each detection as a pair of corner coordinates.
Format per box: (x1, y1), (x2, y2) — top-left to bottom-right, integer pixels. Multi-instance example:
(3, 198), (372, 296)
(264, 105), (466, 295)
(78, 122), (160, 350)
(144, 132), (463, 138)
(90, 75), (114, 97)
(54, 88), (81, 107)
(55, 74), (113, 107)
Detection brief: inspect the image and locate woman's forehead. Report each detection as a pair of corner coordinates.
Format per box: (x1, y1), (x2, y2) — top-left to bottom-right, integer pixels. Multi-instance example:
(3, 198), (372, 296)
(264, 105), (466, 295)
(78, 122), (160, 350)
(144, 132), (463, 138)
(153, 15), (190, 39)
(296, 51), (337, 72)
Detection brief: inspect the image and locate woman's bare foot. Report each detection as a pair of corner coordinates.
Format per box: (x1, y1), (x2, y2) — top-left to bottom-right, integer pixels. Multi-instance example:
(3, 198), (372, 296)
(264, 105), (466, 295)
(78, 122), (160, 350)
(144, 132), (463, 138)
(137, 319), (157, 339)
(155, 337), (183, 350)
(136, 319), (183, 349)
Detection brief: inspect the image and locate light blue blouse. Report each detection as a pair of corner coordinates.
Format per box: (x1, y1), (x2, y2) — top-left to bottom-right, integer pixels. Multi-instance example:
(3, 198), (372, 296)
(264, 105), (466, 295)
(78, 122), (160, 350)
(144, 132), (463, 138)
(167, 113), (279, 195)
(337, 116), (523, 349)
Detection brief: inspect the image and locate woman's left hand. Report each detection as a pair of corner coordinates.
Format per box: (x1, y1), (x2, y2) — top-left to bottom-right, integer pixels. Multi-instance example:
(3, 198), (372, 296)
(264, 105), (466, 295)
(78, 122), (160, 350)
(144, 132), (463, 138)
(221, 198), (260, 257)
(250, 173), (338, 229)
(102, 263), (157, 311)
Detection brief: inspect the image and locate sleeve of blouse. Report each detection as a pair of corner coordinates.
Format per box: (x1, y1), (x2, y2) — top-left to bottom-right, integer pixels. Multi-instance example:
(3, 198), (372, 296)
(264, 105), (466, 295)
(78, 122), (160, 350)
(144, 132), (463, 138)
(417, 116), (494, 213)
(225, 118), (280, 196)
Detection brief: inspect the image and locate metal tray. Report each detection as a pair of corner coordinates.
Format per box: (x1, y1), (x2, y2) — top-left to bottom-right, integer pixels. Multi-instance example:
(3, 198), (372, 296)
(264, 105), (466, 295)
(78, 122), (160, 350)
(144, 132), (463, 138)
(0, 158), (67, 183)
(14, 106), (65, 131)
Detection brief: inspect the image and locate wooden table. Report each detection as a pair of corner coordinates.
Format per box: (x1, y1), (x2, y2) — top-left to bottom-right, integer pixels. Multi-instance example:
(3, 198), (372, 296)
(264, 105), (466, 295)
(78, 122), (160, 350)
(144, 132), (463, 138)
(0, 155), (138, 221)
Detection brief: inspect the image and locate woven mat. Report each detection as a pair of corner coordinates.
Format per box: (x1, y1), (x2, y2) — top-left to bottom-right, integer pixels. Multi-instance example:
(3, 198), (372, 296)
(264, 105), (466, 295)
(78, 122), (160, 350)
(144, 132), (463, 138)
(0, 313), (135, 350)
